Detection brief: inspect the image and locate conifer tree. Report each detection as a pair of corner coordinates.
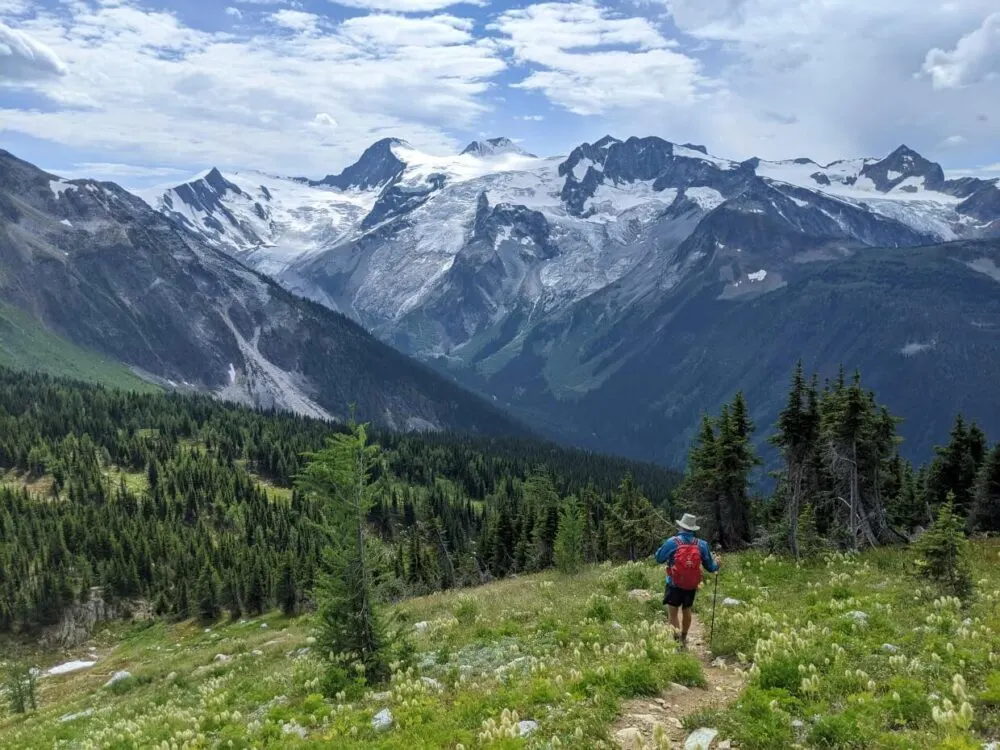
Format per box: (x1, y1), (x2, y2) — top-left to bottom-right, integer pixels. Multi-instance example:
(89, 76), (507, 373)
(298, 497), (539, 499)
(715, 392), (758, 548)
(195, 563), (221, 621)
(297, 422), (392, 687)
(772, 363), (820, 557)
(926, 415), (986, 517)
(528, 477), (560, 571)
(970, 444), (1000, 533)
(914, 497), (973, 599)
(607, 474), (660, 561)
(554, 496), (584, 574)
(276, 555), (299, 615)
(677, 415), (720, 533)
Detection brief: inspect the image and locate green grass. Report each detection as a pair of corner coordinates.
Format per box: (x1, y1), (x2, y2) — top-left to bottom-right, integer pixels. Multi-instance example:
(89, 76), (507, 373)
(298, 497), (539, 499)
(707, 541), (1000, 749)
(3, 544), (1000, 748)
(0, 302), (159, 393)
(0, 563), (693, 749)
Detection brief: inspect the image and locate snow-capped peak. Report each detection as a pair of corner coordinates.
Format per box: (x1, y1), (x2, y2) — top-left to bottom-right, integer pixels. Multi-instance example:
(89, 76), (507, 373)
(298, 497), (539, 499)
(311, 138), (409, 191)
(460, 137), (535, 158)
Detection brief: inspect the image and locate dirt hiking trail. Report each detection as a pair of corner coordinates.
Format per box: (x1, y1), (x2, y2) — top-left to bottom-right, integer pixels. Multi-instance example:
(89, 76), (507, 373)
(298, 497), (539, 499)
(612, 613), (745, 749)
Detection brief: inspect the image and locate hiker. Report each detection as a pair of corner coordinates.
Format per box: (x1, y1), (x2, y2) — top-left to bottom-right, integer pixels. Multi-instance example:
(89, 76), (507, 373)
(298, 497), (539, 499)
(654, 513), (720, 649)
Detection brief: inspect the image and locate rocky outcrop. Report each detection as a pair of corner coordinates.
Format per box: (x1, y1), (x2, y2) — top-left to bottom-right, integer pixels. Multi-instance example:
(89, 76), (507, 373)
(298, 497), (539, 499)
(40, 588), (153, 648)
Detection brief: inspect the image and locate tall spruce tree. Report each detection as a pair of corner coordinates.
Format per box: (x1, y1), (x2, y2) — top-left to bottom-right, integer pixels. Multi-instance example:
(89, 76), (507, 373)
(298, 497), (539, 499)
(607, 474), (661, 561)
(195, 563), (221, 621)
(772, 363), (820, 557)
(553, 496), (584, 574)
(926, 415), (987, 517)
(297, 422), (392, 687)
(819, 371), (897, 549)
(525, 472), (561, 572)
(677, 415), (720, 538)
(970, 443), (1000, 533)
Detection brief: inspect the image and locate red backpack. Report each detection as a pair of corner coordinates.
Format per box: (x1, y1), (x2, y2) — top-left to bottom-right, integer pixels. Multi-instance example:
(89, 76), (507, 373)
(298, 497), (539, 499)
(669, 537), (703, 590)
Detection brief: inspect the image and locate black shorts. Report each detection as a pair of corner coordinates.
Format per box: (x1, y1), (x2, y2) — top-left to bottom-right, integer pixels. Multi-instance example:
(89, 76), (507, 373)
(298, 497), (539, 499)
(664, 584), (697, 609)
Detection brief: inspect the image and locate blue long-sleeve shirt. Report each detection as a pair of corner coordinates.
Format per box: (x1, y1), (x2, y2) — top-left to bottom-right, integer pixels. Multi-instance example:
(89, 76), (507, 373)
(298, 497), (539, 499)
(655, 531), (718, 586)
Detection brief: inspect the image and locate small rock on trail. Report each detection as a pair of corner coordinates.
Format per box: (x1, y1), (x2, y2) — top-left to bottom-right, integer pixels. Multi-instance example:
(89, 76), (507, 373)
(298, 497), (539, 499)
(685, 727), (719, 749)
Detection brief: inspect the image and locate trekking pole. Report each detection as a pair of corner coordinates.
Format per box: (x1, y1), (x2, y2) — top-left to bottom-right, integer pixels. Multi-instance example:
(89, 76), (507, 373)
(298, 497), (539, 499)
(708, 569), (720, 650)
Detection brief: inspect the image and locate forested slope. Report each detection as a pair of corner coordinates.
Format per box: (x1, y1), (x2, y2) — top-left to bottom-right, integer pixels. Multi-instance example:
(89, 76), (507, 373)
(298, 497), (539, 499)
(0, 366), (680, 635)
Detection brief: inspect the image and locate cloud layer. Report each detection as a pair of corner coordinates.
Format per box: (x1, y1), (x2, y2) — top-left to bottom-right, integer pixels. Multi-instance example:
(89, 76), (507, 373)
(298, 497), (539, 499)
(1, 0), (998, 177)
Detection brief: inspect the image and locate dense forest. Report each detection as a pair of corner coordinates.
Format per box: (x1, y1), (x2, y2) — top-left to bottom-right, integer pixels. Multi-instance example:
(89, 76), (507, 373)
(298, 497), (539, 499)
(3, 360), (999, 638)
(676, 364), (1000, 557)
(0, 366), (679, 635)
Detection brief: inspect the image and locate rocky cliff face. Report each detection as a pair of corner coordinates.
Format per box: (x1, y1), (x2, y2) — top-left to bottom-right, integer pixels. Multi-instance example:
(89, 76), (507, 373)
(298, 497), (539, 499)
(40, 588), (153, 648)
(0, 149), (525, 436)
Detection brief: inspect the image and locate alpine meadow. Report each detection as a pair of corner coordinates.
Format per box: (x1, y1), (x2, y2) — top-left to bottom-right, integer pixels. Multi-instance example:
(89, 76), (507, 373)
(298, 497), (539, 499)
(4, 0), (1000, 747)
(2, 360), (1000, 748)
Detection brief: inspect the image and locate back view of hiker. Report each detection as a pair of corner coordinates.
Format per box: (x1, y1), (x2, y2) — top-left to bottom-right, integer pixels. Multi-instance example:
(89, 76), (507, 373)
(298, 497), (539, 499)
(654, 513), (720, 649)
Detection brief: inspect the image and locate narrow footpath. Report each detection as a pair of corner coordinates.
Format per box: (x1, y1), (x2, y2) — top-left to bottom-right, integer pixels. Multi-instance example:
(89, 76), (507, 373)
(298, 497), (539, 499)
(612, 614), (745, 749)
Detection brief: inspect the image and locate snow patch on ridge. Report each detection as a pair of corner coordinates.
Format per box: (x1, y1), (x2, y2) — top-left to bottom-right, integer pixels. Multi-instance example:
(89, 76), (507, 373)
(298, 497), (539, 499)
(48, 660), (96, 675)
(901, 341), (934, 357)
(49, 180), (76, 198)
(685, 187), (725, 211)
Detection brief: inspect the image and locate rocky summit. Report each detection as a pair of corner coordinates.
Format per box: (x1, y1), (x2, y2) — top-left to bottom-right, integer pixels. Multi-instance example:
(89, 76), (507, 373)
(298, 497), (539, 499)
(146, 136), (1000, 465)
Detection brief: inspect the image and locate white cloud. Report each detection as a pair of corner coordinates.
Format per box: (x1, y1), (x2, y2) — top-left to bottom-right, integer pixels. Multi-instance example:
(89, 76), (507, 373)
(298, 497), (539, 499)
(518, 114), (544, 121)
(923, 12), (1000, 89)
(490, 2), (705, 116)
(0, 1), (506, 174)
(646, 0), (1000, 162)
(328, 0), (486, 13)
(312, 112), (338, 127)
(225, 7), (243, 20)
(0, 20), (66, 80)
(51, 162), (188, 179)
(340, 14), (474, 47)
(269, 9), (321, 35)
(940, 134), (967, 148)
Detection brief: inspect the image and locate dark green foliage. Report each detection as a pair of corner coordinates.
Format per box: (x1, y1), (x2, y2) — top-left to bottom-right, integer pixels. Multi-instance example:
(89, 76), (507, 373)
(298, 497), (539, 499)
(195, 564), (221, 622)
(4, 663), (37, 714)
(606, 474), (663, 561)
(970, 443), (1000, 533)
(298, 423), (392, 686)
(925, 416), (987, 517)
(914, 498), (974, 599)
(553, 496), (584, 574)
(0, 365), (676, 634)
(677, 392), (759, 550)
(276, 556), (300, 616)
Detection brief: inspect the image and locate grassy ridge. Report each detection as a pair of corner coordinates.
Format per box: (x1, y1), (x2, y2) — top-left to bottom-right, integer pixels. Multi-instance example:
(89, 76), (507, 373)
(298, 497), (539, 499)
(0, 303), (159, 393)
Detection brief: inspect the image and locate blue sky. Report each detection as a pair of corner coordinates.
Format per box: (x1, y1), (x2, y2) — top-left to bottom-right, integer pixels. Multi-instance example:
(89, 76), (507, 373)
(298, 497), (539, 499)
(1, 0), (999, 187)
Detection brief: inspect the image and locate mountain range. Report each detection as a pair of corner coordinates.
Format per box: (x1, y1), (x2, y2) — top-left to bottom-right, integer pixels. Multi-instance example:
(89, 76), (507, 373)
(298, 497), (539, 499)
(141, 135), (1000, 465)
(0, 149), (523, 437)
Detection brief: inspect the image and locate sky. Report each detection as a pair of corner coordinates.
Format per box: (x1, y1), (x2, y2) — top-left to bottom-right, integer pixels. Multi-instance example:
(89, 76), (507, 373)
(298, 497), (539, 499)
(1, 0), (999, 186)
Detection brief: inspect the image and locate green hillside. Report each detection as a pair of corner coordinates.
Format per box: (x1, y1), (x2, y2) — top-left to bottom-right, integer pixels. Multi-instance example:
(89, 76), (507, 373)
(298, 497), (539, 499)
(3, 544), (999, 748)
(0, 303), (158, 393)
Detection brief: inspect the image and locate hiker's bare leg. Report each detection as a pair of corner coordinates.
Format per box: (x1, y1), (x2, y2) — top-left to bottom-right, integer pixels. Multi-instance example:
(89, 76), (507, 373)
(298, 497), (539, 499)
(667, 605), (681, 636)
(681, 608), (693, 640)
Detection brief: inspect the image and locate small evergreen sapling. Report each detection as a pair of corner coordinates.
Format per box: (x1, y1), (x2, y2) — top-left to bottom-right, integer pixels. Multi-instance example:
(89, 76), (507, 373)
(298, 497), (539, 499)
(914, 497), (974, 599)
(4, 663), (37, 714)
